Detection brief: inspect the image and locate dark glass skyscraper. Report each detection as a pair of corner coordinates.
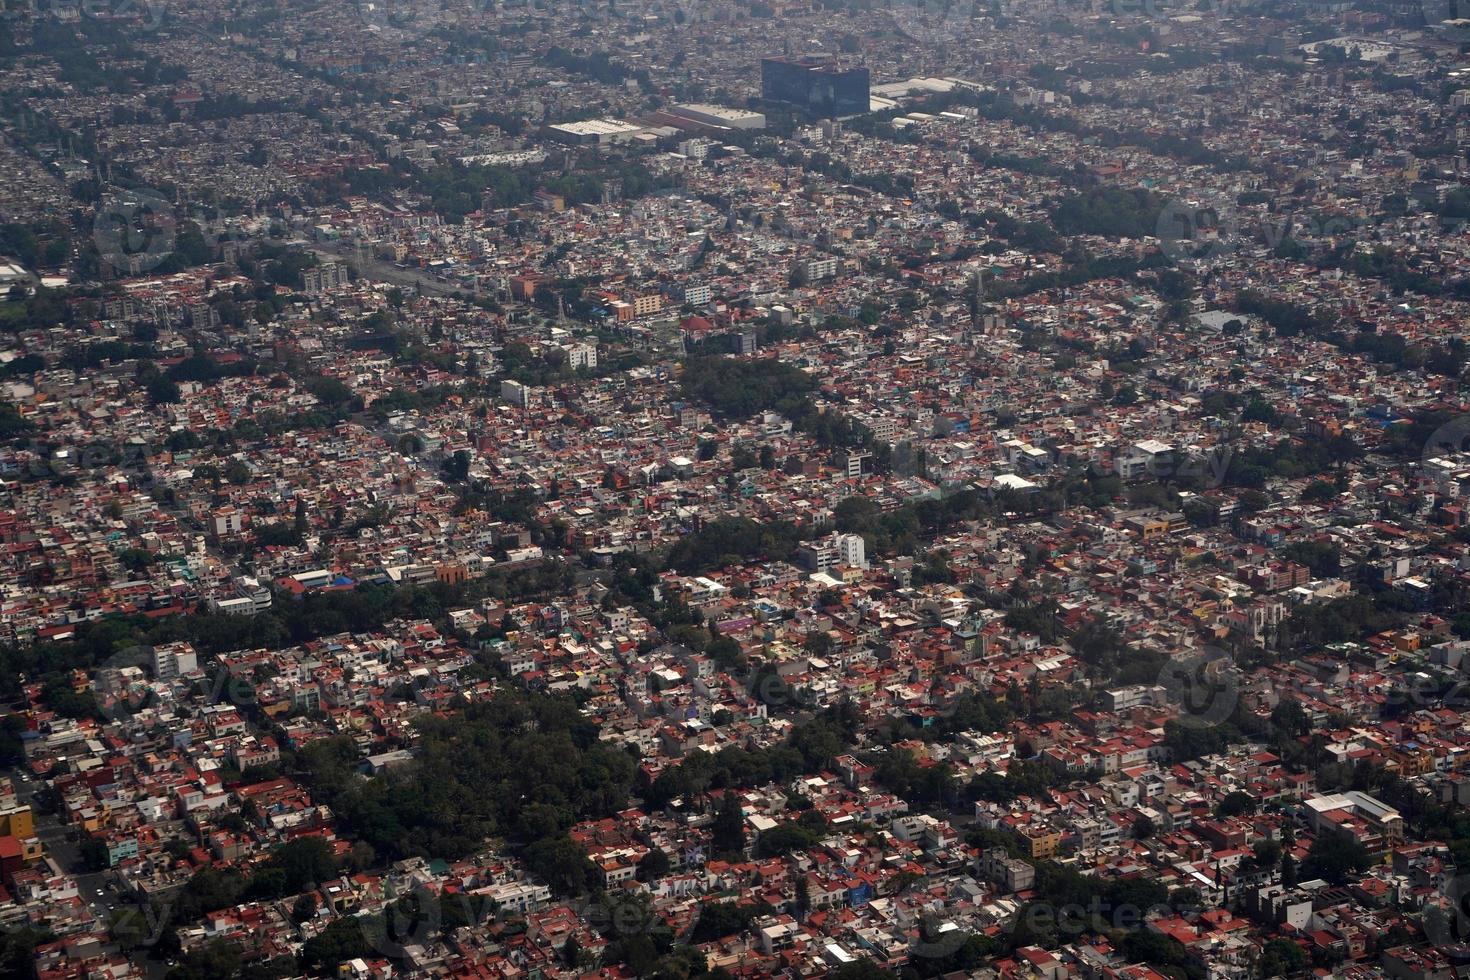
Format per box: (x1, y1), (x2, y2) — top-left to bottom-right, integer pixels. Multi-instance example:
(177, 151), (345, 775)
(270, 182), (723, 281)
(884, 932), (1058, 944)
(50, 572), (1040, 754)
(761, 56), (870, 118)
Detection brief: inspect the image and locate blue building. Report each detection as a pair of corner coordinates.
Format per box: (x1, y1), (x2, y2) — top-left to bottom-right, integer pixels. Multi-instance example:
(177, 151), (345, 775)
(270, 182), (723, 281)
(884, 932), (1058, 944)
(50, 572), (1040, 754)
(761, 56), (869, 118)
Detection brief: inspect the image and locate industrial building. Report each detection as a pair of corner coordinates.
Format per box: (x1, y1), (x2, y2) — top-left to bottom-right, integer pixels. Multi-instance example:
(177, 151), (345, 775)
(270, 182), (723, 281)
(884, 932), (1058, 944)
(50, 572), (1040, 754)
(665, 103), (766, 131)
(545, 118), (648, 146)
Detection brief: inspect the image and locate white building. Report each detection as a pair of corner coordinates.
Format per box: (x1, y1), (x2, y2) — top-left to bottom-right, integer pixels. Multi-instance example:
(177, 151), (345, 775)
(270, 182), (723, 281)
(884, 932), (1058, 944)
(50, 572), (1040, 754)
(803, 257), (839, 281)
(151, 641), (199, 681)
(564, 343), (598, 371)
(797, 532), (867, 573)
(668, 104), (766, 130)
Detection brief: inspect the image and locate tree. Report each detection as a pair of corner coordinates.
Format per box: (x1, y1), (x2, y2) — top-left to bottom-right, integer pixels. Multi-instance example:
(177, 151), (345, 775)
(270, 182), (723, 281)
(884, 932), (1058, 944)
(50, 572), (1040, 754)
(79, 836), (111, 871)
(291, 892), (318, 923)
(1302, 834), (1372, 886)
(1271, 697), (1311, 737)
(1260, 937), (1307, 977)
(108, 902), (169, 951)
(1121, 929), (1186, 969)
(679, 354), (817, 420)
(224, 460), (251, 485)
(1133, 815), (1157, 840)
(523, 834), (594, 896)
(711, 790), (745, 858)
(0, 924), (53, 980)
(637, 847), (671, 882)
(1300, 479), (1338, 504)
(690, 901), (771, 943)
(147, 376), (181, 406)
(1216, 791), (1257, 818)
(442, 449), (471, 483)
(802, 631), (833, 657)
(298, 917), (372, 973)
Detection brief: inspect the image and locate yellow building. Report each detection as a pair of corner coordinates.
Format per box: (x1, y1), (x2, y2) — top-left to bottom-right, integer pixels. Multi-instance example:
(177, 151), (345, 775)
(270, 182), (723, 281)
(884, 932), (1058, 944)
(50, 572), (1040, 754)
(1020, 826), (1063, 859)
(0, 803), (34, 839)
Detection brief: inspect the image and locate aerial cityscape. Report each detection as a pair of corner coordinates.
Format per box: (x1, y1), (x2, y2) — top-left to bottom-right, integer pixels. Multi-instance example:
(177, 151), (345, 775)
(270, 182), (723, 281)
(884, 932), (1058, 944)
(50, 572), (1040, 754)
(4, 1), (1470, 978)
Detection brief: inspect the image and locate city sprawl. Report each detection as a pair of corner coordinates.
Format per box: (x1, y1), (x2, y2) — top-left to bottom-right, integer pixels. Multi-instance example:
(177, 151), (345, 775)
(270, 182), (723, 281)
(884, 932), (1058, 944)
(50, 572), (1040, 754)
(5, 2), (1470, 980)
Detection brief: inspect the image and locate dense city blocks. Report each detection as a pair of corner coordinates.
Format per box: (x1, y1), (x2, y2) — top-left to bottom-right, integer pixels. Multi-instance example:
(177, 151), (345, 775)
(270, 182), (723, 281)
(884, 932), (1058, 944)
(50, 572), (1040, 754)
(2, 2), (1470, 980)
